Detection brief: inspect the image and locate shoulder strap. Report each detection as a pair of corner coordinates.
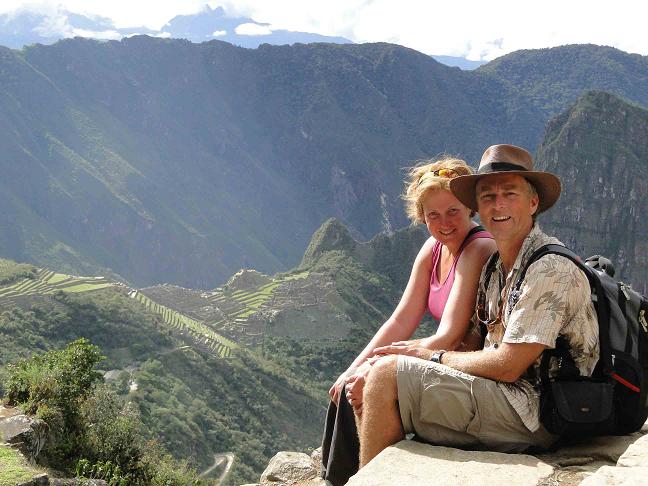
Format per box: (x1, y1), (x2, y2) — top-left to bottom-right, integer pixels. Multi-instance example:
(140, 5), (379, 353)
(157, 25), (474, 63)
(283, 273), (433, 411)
(514, 244), (612, 378)
(476, 251), (500, 328)
(465, 225), (485, 240)
(482, 250), (500, 289)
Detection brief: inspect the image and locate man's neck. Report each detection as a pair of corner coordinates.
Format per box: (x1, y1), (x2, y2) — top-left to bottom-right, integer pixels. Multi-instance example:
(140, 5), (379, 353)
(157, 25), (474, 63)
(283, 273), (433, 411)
(498, 228), (532, 273)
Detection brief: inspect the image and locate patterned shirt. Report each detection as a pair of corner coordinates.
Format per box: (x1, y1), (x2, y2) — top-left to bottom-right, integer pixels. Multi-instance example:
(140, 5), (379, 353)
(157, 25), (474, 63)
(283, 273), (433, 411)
(479, 224), (599, 432)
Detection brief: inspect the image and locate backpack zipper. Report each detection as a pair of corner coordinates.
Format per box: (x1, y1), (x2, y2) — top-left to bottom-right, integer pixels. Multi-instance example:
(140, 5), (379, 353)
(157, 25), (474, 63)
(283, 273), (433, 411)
(620, 282), (631, 300)
(640, 309), (648, 333)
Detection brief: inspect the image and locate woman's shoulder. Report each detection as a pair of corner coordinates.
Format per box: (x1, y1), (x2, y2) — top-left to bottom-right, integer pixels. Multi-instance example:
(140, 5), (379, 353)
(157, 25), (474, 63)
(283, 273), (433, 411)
(414, 236), (440, 266)
(461, 233), (497, 264)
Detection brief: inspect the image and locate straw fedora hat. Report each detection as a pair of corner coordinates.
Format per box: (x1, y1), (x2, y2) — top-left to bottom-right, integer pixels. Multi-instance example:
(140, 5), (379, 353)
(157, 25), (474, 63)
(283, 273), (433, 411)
(449, 144), (561, 213)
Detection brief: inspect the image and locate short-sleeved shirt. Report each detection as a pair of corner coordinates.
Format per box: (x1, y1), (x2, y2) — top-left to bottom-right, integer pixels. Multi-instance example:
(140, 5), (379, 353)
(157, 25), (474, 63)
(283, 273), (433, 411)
(479, 224), (599, 432)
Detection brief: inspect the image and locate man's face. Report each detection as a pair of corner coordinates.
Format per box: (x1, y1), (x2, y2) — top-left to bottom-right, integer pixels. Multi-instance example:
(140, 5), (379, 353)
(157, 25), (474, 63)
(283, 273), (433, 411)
(476, 174), (539, 244)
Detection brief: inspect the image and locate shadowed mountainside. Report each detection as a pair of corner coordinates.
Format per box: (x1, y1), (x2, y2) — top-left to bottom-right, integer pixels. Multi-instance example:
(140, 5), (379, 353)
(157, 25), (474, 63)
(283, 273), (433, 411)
(536, 90), (648, 293)
(1, 39), (648, 287)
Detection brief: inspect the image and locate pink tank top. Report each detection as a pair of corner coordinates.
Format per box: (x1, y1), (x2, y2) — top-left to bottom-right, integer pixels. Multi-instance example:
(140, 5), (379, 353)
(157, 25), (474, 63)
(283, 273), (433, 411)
(428, 228), (492, 321)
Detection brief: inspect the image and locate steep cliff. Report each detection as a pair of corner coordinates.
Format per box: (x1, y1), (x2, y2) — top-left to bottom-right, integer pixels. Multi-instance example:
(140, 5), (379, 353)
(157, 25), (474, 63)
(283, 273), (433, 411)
(537, 91), (648, 293)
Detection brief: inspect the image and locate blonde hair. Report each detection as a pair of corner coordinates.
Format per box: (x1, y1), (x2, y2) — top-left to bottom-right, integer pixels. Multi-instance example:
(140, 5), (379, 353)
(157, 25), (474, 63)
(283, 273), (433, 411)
(403, 156), (475, 224)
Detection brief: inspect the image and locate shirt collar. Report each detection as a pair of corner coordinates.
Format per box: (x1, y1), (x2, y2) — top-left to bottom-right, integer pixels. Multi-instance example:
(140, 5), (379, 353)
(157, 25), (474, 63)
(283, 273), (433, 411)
(496, 224), (544, 278)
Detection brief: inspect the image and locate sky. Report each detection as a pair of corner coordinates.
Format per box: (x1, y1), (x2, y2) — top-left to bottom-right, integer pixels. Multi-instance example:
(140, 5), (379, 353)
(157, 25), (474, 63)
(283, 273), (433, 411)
(1, 0), (647, 61)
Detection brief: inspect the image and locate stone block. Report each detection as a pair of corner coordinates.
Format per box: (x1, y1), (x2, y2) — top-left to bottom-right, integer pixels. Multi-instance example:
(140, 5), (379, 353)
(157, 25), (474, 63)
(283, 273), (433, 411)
(260, 451), (318, 485)
(346, 440), (554, 486)
(617, 433), (648, 467)
(578, 465), (648, 485)
(0, 414), (47, 462)
(555, 432), (644, 463)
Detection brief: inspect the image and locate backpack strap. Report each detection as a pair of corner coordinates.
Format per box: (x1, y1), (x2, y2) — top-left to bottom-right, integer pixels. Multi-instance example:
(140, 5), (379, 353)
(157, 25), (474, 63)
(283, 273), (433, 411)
(512, 244), (613, 381)
(476, 251), (500, 332)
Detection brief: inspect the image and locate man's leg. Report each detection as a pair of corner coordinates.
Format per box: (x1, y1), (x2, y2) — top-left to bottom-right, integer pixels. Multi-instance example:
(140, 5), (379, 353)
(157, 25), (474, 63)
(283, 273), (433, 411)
(358, 355), (404, 467)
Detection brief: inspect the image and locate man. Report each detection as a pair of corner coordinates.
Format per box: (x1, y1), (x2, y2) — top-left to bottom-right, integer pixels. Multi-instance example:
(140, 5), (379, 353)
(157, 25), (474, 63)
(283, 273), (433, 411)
(356, 144), (599, 467)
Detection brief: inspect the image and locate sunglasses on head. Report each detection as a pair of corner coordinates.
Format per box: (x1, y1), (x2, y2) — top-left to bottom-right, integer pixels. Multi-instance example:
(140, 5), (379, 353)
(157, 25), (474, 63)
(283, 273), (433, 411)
(417, 167), (461, 186)
(431, 168), (460, 178)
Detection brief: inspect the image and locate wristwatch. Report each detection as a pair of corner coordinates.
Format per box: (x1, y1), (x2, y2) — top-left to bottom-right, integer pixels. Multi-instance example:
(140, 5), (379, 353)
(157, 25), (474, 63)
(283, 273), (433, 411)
(430, 350), (446, 364)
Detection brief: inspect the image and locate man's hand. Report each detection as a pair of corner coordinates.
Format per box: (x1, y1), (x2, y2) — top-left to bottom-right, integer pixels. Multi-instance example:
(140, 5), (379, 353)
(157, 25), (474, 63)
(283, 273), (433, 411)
(344, 360), (376, 415)
(371, 341), (434, 361)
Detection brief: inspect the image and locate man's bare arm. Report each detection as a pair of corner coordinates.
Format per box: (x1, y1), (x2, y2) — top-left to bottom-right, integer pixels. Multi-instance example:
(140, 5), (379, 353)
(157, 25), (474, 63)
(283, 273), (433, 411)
(442, 341), (546, 382)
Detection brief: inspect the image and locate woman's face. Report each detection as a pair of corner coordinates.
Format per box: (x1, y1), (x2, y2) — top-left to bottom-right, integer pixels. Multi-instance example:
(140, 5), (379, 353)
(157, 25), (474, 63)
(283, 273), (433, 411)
(421, 189), (473, 245)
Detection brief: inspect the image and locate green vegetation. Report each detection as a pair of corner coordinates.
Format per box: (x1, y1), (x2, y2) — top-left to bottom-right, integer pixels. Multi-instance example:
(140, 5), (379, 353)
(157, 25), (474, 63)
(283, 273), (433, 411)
(0, 259), (38, 286)
(2, 339), (203, 485)
(0, 444), (46, 486)
(0, 268), (115, 307)
(0, 289), (173, 371)
(132, 347), (322, 485)
(0, 275), (325, 484)
(132, 290), (237, 357)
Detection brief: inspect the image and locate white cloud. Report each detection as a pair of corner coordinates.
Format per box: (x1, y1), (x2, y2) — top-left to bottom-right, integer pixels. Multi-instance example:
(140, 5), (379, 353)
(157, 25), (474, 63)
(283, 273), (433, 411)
(1, 0), (210, 30)
(2, 1), (648, 59)
(32, 9), (72, 37)
(234, 22), (272, 36)
(212, 30), (226, 37)
(71, 28), (122, 40)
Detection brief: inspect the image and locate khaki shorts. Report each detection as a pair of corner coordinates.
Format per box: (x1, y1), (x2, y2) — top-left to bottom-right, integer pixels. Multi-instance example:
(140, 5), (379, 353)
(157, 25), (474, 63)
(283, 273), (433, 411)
(396, 355), (557, 452)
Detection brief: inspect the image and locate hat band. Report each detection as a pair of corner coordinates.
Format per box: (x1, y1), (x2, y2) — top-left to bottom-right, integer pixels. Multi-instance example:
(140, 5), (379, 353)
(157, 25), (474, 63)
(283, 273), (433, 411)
(478, 161), (528, 174)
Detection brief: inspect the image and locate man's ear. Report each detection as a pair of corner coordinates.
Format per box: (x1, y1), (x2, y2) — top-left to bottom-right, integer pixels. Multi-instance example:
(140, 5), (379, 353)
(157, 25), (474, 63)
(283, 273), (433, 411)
(529, 193), (540, 216)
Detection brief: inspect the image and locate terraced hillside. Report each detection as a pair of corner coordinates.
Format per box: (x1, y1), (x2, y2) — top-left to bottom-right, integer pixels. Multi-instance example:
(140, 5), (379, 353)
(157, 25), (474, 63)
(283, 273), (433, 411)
(0, 264), (237, 359)
(139, 269), (348, 347)
(128, 290), (237, 357)
(0, 268), (115, 307)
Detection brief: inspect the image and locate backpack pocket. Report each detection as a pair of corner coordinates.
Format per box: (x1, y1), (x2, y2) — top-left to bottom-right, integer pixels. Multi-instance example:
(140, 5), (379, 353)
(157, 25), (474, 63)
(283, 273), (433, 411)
(540, 379), (615, 436)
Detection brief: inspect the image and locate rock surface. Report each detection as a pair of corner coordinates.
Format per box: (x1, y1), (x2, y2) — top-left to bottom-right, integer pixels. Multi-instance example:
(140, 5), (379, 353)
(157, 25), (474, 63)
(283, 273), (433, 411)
(346, 440), (554, 486)
(260, 451), (319, 485)
(256, 421), (648, 486)
(617, 434), (648, 467)
(579, 465), (648, 485)
(0, 411), (47, 462)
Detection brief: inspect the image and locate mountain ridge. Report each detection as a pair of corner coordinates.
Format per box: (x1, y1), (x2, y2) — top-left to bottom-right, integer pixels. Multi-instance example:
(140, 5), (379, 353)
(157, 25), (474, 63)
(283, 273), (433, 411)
(1, 38), (648, 287)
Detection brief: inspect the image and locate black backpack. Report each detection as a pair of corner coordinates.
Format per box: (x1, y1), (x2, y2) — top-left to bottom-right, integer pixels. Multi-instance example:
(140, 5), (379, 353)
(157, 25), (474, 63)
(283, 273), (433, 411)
(483, 244), (648, 437)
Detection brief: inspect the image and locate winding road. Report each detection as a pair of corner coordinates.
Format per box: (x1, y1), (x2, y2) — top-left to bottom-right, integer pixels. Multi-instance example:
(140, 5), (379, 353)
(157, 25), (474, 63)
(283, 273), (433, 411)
(200, 452), (234, 483)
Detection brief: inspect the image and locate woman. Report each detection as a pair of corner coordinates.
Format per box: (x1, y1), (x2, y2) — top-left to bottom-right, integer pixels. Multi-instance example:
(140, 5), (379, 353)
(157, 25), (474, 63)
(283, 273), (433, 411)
(321, 157), (496, 486)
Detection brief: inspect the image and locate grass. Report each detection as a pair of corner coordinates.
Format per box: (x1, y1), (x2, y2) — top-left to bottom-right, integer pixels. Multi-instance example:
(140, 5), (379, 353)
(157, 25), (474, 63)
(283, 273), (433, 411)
(0, 445), (45, 486)
(54, 283), (115, 293)
(0, 268), (116, 306)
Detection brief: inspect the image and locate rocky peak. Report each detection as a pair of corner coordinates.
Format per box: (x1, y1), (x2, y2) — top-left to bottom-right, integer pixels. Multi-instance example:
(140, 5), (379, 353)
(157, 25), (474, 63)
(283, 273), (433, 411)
(537, 90), (648, 294)
(300, 218), (357, 267)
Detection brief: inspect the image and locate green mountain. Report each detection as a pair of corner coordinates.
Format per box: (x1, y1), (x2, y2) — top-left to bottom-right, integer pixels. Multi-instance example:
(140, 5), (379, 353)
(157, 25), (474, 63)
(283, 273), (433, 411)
(0, 217), (432, 483)
(479, 44), (648, 117)
(536, 90), (648, 293)
(2, 39), (648, 287)
(0, 258), (326, 485)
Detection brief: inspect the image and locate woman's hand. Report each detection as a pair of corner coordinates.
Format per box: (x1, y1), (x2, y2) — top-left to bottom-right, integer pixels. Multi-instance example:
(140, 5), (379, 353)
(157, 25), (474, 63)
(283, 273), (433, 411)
(371, 341), (434, 360)
(329, 372), (348, 405)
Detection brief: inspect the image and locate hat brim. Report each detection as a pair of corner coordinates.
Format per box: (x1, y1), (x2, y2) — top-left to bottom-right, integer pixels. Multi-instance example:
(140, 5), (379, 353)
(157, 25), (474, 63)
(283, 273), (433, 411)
(449, 171), (562, 214)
